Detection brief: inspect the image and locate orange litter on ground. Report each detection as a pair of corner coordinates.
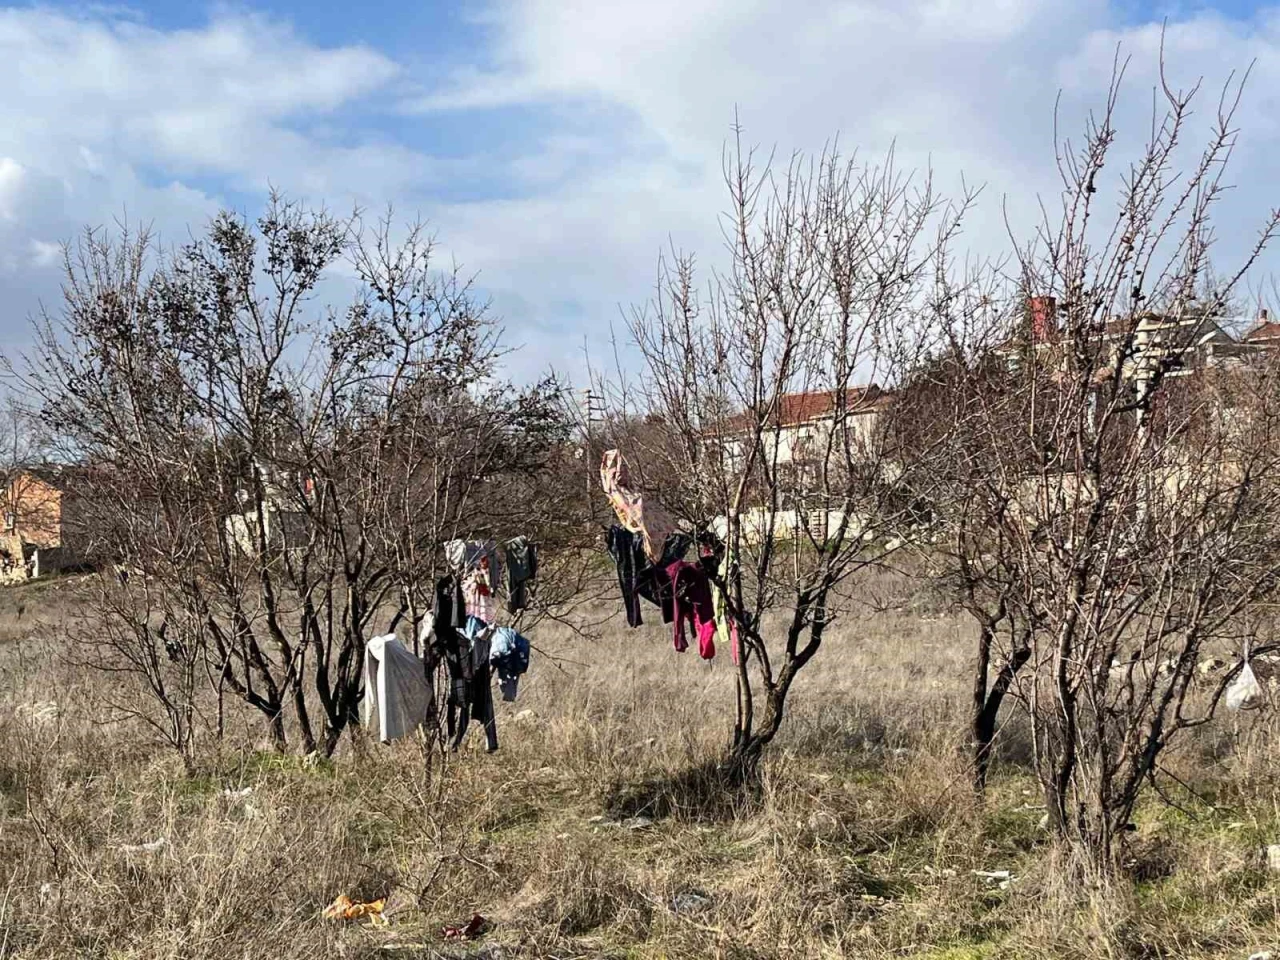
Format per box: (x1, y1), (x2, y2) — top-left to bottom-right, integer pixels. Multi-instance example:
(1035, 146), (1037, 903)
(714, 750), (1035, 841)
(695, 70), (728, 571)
(322, 894), (387, 924)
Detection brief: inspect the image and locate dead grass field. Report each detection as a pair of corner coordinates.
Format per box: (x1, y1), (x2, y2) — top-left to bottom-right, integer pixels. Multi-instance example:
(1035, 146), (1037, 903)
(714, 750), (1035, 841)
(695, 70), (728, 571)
(2, 573), (1280, 959)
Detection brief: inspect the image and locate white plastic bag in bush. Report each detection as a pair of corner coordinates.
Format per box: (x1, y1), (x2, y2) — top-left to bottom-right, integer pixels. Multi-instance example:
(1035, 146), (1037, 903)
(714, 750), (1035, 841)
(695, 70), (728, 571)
(1227, 661), (1263, 712)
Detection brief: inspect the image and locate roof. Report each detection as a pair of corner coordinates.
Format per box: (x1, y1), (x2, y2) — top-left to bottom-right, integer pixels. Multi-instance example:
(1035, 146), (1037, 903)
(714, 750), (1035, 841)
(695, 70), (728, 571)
(11, 463), (110, 492)
(1245, 320), (1280, 343)
(1100, 312), (1220, 338)
(718, 386), (889, 435)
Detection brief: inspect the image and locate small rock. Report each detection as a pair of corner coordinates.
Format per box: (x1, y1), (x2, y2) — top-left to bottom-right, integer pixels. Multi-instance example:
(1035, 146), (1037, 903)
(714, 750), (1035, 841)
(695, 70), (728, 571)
(669, 890), (713, 914)
(973, 869), (1013, 889)
(807, 810), (841, 835)
(1248, 952), (1272, 960)
(1265, 845), (1280, 873)
(512, 709), (535, 723)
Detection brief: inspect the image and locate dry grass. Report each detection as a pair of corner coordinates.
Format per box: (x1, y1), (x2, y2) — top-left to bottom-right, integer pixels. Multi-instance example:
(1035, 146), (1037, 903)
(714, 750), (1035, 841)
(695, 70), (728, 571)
(2, 575), (1280, 958)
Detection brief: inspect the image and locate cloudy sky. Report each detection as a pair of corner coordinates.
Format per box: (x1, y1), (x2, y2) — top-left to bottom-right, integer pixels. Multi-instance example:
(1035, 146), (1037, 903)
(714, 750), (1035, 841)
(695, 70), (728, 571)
(1, 0), (1279, 379)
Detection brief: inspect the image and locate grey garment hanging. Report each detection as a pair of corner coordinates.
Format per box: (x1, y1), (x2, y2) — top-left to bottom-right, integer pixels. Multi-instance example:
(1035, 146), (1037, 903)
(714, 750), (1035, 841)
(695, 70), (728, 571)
(362, 635), (433, 743)
(505, 536), (538, 612)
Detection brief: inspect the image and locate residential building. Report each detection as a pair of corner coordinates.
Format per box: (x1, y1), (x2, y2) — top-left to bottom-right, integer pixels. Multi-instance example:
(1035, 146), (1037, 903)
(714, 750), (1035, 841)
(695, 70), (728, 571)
(0, 465), (100, 579)
(224, 466), (312, 556)
(716, 386), (889, 469)
(710, 385), (893, 543)
(1017, 296), (1251, 384)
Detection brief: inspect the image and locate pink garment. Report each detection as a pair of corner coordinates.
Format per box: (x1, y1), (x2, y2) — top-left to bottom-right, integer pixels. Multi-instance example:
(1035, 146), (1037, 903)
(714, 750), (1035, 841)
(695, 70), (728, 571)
(462, 561), (496, 624)
(667, 560), (716, 660)
(600, 449), (677, 564)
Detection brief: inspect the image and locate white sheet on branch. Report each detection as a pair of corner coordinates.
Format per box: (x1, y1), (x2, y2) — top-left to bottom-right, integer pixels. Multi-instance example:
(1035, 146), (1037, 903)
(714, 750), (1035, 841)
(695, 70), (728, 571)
(362, 634), (432, 742)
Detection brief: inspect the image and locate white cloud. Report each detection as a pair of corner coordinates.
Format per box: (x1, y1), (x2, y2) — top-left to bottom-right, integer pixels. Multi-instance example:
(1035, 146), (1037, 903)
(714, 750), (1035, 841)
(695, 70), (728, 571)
(0, 6), (414, 351)
(3, 0), (1280, 386)
(416, 0), (1280, 381)
(28, 239), (61, 269)
(0, 157), (24, 221)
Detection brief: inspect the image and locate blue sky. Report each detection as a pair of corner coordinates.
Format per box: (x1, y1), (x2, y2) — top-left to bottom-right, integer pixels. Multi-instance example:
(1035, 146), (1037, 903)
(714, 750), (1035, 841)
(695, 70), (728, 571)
(3, 0), (1280, 380)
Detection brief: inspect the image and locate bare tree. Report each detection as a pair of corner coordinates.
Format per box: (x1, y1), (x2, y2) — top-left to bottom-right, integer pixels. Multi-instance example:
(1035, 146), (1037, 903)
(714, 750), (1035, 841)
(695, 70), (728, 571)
(602, 135), (974, 768)
(895, 342), (1036, 792)
(16, 198), (577, 759)
(924, 54), (1280, 868)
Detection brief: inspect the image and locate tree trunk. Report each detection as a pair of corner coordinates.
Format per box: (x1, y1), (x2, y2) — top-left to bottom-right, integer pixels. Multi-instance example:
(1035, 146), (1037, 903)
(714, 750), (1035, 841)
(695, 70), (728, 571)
(972, 638), (1030, 792)
(972, 619), (994, 792)
(268, 709), (288, 753)
(294, 676), (318, 755)
(727, 685), (787, 777)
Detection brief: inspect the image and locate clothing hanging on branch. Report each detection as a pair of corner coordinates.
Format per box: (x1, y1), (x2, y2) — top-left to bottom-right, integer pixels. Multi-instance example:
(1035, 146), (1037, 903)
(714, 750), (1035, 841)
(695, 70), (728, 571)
(699, 530), (741, 665)
(361, 634), (433, 742)
(462, 560), (497, 624)
(607, 525), (647, 627)
(428, 533), (539, 751)
(445, 539), (501, 588)
(452, 617), (499, 751)
(600, 449), (677, 564)
(433, 575), (469, 727)
(607, 526), (694, 628)
(504, 536), (538, 613)
(490, 625), (531, 701)
(668, 560), (717, 659)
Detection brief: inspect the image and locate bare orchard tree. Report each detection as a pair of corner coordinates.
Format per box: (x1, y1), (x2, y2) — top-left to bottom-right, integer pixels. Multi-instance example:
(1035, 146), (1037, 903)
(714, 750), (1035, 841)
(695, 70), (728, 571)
(607, 137), (974, 768)
(894, 339), (1037, 793)
(18, 198), (574, 759)
(927, 57), (1280, 868)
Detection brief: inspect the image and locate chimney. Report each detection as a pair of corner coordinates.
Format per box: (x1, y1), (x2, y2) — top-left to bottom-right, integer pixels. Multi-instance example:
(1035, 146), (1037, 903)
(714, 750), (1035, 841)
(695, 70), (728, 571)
(1260, 307), (1270, 324)
(1029, 296), (1057, 343)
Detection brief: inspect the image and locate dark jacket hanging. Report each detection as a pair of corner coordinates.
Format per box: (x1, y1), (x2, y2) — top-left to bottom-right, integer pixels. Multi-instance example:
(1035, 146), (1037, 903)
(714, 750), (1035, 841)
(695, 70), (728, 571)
(607, 525), (646, 627)
(434, 575), (470, 726)
(451, 617), (498, 752)
(505, 536), (538, 613)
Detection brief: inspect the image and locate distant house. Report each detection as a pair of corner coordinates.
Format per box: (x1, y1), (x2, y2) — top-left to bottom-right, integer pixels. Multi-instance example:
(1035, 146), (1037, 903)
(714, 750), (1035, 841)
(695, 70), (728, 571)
(1015, 297), (1251, 384)
(710, 386), (894, 543)
(0, 465), (100, 580)
(715, 386), (890, 470)
(1102, 312), (1247, 388)
(224, 468), (312, 557)
(1242, 310), (1280, 349)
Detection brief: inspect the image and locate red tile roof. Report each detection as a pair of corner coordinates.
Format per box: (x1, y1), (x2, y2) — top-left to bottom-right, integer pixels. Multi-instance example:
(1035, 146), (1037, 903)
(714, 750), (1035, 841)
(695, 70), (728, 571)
(718, 386), (888, 434)
(1246, 320), (1280, 342)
